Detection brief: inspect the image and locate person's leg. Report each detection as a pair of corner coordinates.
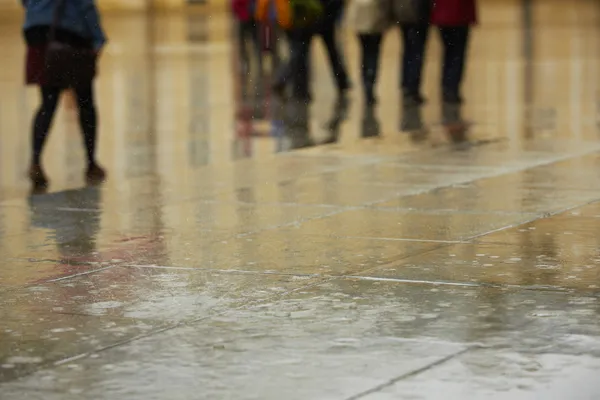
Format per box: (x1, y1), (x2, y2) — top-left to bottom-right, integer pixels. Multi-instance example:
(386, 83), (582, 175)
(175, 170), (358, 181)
(359, 33), (382, 105)
(319, 23), (350, 93)
(439, 26), (470, 103)
(74, 83), (106, 181)
(291, 31), (313, 99)
(30, 86), (62, 186)
(401, 23), (429, 103)
(248, 20), (264, 74)
(237, 21), (250, 73)
(273, 30), (299, 95)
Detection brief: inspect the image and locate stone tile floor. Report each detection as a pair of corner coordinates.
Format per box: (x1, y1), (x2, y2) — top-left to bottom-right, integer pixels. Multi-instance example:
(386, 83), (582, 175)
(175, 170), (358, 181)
(1, 4), (600, 398)
(2, 137), (600, 399)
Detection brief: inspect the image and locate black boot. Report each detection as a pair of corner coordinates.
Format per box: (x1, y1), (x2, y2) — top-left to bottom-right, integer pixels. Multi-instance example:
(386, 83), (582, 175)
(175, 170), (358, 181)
(402, 90), (426, 107)
(442, 90), (463, 104)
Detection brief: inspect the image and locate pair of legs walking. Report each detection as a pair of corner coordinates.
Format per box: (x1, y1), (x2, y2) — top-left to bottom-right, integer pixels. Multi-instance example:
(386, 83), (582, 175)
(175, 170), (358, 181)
(273, 22), (350, 99)
(237, 20), (281, 75)
(402, 25), (470, 103)
(237, 20), (263, 74)
(357, 25), (470, 105)
(30, 84), (104, 187)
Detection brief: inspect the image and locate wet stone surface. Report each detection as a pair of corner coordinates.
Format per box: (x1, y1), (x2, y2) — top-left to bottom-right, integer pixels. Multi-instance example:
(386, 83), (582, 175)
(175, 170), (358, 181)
(355, 241), (600, 291)
(0, 266), (320, 382)
(361, 350), (600, 400)
(2, 279), (600, 399)
(1, 8), (600, 397)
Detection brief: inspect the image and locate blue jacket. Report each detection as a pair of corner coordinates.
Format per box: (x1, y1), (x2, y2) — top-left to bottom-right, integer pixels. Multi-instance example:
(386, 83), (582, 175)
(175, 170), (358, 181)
(22, 0), (107, 50)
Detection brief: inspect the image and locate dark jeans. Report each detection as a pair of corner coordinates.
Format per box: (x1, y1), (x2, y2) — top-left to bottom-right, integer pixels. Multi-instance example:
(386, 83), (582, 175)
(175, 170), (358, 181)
(32, 85), (97, 166)
(439, 26), (470, 95)
(316, 22), (350, 91)
(401, 25), (470, 96)
(274, 30), (313, 97)
(237, 20), (262, 72)
(401, 24), (429, 95)
(358, 34), (382, 92)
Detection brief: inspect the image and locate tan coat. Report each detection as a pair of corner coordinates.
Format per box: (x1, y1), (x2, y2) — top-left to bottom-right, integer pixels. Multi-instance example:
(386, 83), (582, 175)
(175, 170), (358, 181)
(346, 0), (391, 34)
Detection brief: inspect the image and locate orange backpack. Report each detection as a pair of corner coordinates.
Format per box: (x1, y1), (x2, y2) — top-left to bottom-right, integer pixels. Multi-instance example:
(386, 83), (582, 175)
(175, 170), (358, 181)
(255, 0), (293, 29)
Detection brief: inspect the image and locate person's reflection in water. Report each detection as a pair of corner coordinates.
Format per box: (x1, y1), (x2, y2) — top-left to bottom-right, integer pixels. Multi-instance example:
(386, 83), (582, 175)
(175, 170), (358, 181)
(400, 104), (428, 143)
(361, 105), (381, 138)
(442, 103), (470, 145)
(281, 98), (314, 150)
(270, 95), (287, 152)
(322, 97), (350, 144)
(28, 186), (101, 265)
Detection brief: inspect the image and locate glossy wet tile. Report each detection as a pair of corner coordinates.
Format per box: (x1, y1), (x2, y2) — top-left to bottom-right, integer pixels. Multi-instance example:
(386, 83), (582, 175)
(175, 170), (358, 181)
(294, 208), (537, 242)
(472, 154), (600, 191)
(125, 230), (440, 275)
(361, 350), (600, 400)
(375, 185), (599, 215)
(563, 200), (600, 218)
(0, 0), (599, 396)
(0, 259), (110, 288)
(0, 326), (465, 399)
(2, 278), (600, 399)
(315, 163), (500, 188)
(0, 266), (320, 382)
(354, 242), (600, 291)
(477, 214), (600, 246)
(212, 176), (428, 207)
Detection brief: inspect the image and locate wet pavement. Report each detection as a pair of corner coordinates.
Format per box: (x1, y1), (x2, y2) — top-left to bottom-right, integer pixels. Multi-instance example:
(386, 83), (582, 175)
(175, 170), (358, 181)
(2, 1), (600, 399)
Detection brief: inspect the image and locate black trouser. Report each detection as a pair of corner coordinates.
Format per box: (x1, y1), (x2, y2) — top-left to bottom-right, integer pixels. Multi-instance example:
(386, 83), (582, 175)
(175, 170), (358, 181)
(401, 24), (429, 95)
(401, 25), (470, 96)
(439, 26), (470, 95)
(237, 20), (262, 72)
(315, 21), (350, 91)
(358, 34), (382, 92)
(274, 30), (313, 97)
(32, 85), (97, 166)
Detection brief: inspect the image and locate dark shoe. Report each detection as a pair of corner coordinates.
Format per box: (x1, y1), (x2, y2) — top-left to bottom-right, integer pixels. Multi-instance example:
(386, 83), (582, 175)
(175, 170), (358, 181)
(86, 163), (107, 184)
(28, 164), (48, 189)
(443, 91), (463, 104)
(403, 91), (426, 107)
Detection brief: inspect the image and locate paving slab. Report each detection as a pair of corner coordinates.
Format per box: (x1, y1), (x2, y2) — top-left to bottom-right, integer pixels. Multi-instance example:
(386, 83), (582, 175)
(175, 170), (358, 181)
(0, 266), (319, 382)
(294, 208), (537, 242)
(125, 230), (440, 275)
(375, 185), (599, 215)
(2, 278), (599, 399)
(360, 350), (600, 400)
(352, 241), (600, 291)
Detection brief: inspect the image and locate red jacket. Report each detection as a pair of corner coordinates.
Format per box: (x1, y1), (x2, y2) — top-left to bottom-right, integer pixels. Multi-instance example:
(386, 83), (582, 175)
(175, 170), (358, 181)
(430, 0), (478, 26)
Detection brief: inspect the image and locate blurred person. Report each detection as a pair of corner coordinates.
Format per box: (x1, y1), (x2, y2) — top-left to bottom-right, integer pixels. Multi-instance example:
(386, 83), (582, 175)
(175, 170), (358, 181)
(281, 98), (314, 149)
(361, 105), (380, 138)
(232, 0), (263, 75)
(400, 0), (432, 106)
(442, 102), (469, 143)
(430, 0), (477, 104)
(272, 27), (314, 100)
(322, 96), (349, 144)
(347, 0), (389, 105)
(258, 0), (323, 100)
(400, 103), (428, 142)
(263, 0), (348, 100)
(22, 0), (107, 188)
(314, 0), (351, 98)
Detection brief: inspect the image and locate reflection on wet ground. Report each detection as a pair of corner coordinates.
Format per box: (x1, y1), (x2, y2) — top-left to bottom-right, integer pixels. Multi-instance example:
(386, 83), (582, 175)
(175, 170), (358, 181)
(1, 1), (600, 398)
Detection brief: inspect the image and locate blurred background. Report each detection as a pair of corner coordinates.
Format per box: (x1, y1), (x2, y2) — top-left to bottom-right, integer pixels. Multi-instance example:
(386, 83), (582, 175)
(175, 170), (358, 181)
(0, 0), (598, 200)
